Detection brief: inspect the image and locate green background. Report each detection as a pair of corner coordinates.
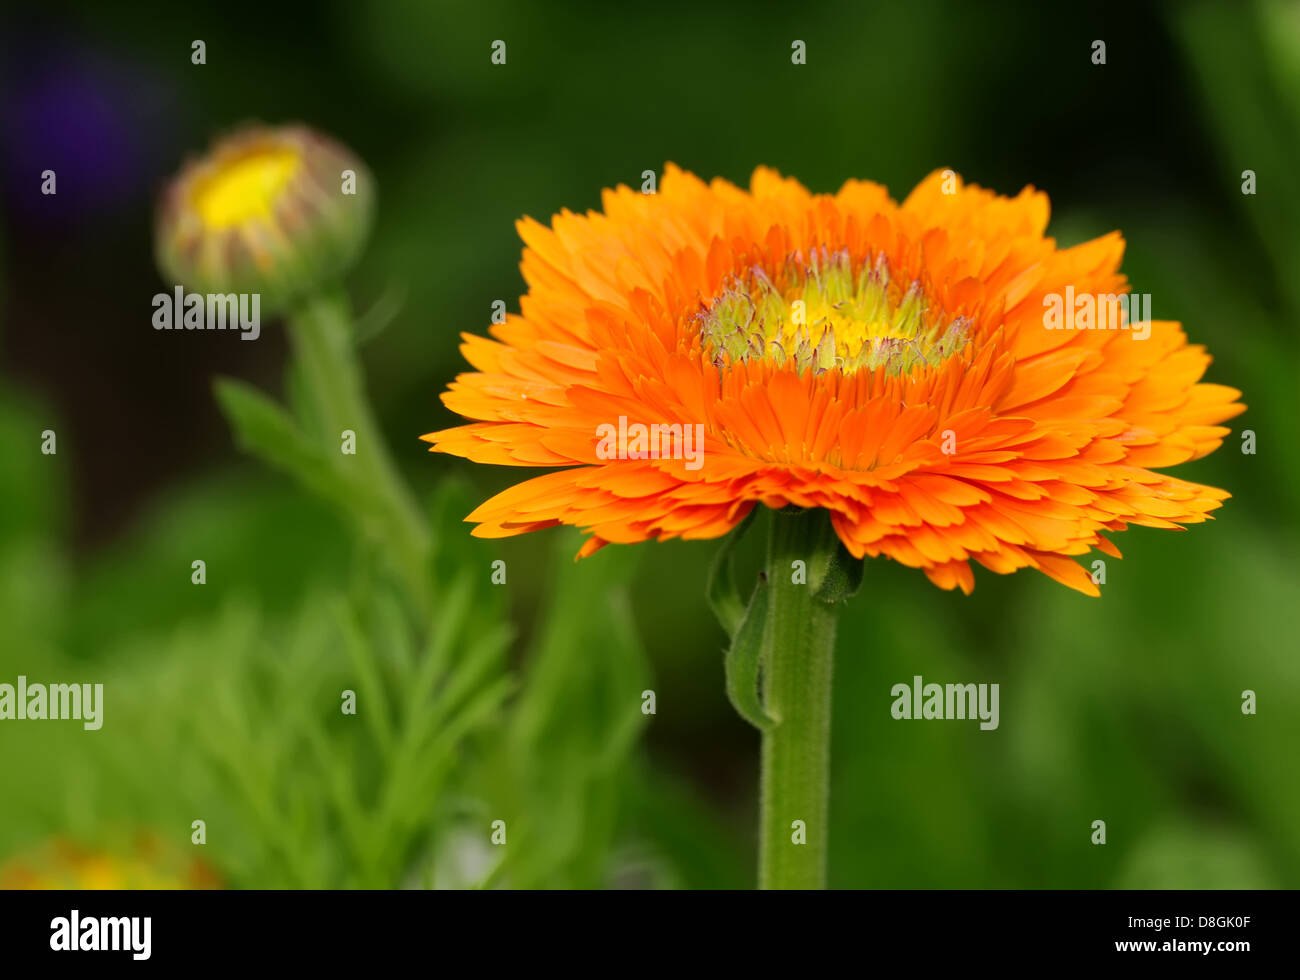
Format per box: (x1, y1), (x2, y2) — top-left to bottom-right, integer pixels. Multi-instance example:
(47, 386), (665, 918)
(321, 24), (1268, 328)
(0, 0), (1296, 888)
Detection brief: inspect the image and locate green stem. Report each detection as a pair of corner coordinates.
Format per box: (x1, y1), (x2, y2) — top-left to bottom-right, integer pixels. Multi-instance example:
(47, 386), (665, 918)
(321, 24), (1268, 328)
(758, 508), (839, 890)
(287, 290), (431, 617)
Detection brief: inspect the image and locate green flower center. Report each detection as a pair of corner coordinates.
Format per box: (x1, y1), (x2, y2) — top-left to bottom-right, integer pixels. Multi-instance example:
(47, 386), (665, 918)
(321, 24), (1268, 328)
(696, 248), (972, 375)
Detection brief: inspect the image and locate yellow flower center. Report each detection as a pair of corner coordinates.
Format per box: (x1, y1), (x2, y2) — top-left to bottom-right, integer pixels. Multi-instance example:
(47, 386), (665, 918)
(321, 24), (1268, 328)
(190, 146), (301, 230)
(697, 248), (971, 375)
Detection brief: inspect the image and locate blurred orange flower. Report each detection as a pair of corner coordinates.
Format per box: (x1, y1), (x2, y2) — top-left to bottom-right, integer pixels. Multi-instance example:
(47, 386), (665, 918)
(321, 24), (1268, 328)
(0, 835), (220, 890)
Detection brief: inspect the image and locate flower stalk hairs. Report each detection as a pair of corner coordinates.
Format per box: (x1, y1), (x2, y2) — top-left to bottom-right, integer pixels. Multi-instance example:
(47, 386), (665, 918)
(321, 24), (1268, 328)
(426, 165), (1244, 889)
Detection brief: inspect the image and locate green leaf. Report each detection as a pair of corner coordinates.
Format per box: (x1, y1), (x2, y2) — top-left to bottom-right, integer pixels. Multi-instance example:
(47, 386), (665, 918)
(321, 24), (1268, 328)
(213, 377), (391, 521)
(336, 599), (396, 760)
(813, 539), (866, 604)
(725, 574), (775, 730)
(707, 508), (758, 636)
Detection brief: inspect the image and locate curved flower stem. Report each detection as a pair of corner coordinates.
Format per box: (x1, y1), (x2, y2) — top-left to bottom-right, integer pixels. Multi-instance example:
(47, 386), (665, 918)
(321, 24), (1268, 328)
(287, 289), (432, 617)
(758, 508), (840, 890)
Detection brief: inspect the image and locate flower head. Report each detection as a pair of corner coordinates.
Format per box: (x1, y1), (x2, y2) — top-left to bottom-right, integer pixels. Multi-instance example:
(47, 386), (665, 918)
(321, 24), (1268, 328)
(155, 124), (373, 314)
(424, 166), (1244, 595)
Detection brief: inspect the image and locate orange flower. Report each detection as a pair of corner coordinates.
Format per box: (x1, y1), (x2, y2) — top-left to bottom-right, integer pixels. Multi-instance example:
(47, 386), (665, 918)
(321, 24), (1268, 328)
(424, 166), (1244, 595)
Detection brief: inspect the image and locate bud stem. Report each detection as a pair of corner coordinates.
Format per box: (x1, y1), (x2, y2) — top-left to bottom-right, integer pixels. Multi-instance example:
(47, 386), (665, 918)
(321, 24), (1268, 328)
(287, 290), (432, 617)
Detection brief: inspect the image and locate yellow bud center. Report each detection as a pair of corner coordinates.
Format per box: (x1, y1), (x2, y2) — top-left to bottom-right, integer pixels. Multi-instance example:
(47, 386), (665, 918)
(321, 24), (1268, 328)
(190, 147), (301, 229)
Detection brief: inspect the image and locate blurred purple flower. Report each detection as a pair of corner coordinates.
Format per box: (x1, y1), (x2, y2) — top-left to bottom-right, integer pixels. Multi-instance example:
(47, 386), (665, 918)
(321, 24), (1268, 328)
(2, 33), (172, 223)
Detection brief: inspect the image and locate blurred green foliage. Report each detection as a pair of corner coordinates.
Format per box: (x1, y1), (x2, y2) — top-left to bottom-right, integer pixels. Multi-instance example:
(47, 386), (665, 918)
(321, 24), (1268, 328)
(0, 0), (1296, 888)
